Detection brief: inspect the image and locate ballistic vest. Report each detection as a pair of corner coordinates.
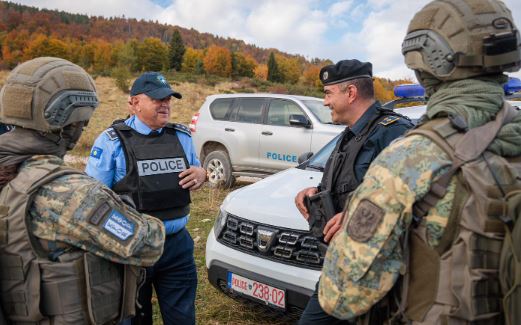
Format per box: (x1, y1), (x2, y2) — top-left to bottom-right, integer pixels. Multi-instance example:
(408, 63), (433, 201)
(112, 123), (191, 221)
(398, 102), (521, 324)
(321, 108), (407, 213)
(0, 159), (141, 325)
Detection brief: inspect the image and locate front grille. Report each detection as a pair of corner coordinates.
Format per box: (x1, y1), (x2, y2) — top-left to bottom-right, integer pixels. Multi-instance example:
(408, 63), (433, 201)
(216, 214), (325, 270)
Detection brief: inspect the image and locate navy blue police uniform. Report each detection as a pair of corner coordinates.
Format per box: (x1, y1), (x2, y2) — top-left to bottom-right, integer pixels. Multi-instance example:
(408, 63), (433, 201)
(298, 60), (414, 325)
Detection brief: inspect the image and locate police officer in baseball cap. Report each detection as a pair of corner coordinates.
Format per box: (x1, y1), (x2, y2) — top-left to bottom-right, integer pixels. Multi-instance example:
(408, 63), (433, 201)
(86, 71), (206, 325)
(296, 59), (413, 325)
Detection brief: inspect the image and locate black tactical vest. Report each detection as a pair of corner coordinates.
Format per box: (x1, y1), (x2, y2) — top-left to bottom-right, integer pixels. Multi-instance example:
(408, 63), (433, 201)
(112, 123), (191, 220)
(320, 108), (404, 213)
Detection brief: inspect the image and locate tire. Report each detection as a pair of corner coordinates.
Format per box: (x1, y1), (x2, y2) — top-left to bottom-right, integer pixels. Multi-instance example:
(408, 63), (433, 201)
(203, 150), (235, 188)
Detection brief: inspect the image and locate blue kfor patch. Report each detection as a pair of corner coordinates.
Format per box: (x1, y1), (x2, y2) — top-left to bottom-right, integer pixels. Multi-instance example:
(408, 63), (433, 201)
(90, 146), (103, 159)
(103, 209), (135, 241)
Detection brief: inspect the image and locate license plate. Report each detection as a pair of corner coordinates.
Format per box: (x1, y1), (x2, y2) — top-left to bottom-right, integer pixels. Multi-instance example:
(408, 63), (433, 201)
(227, 272), (286, 309)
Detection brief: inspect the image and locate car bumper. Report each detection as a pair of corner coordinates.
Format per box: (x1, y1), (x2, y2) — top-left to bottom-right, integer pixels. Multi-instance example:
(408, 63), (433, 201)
(206, 229), (320, 309)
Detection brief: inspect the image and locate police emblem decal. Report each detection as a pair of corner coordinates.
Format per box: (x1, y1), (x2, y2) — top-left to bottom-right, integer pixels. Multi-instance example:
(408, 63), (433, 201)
(347, 199), (384, 243)
(157, 75), (168, 85)
(103, 209), (135, 241)
(257, 227), (277, 253)
(323, 71), (328, 81)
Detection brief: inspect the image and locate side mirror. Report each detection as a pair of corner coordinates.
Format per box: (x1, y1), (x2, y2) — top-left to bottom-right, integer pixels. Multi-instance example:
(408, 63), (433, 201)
(289, 114), (311, 128)
(298, 152), (313, 164)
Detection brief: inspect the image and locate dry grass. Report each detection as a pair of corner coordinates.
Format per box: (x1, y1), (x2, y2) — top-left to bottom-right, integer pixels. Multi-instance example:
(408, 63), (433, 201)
(0, 71), (298, 325)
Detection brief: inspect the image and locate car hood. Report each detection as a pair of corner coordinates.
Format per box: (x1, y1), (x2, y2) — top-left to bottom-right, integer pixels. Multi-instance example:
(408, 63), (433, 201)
(223, 168), (322, 231)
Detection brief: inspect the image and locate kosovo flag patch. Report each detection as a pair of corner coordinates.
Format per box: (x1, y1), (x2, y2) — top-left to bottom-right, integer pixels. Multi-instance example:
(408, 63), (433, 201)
(90, 146), (103, 159)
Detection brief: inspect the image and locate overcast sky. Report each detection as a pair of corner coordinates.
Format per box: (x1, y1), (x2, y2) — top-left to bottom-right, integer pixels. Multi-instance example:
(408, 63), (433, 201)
(12, 0), (521, 80)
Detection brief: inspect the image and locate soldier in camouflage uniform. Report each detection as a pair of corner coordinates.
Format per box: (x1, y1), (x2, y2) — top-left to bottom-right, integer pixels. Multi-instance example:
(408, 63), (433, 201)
(0, 57), (165, 324)
(319, 0), (521, 323)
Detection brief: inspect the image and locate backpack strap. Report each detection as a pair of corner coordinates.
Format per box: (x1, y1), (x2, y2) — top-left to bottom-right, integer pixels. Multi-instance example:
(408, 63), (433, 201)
(411, 101), (519, 222)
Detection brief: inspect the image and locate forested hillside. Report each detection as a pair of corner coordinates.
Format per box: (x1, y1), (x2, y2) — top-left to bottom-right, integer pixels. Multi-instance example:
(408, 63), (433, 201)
(0, 1), (409, 101)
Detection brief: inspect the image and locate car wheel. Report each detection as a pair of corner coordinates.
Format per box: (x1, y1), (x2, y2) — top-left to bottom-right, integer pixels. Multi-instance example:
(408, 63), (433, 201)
(204, 150), (235, 188)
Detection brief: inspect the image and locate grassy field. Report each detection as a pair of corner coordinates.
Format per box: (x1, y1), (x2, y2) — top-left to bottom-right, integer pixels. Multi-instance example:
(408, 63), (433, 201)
(0, 71), (299, 324)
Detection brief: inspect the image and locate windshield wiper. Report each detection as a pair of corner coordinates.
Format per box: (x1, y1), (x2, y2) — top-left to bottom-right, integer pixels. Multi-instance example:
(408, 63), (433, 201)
(307, 164), (324, 171)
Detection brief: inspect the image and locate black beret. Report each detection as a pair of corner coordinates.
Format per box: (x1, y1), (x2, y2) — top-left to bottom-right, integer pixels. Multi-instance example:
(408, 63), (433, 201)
(320, 59), (373, 86)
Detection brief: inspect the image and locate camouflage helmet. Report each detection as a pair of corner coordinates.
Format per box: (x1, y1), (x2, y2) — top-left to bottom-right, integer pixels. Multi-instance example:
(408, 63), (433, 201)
(402, 0), (521, 81)
(0, 57), (98, 132)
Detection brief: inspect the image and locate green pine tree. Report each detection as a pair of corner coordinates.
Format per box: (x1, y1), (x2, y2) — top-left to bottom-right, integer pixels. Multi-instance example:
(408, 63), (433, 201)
(267, 52), (283, 83)
(169, 29), (185, 71)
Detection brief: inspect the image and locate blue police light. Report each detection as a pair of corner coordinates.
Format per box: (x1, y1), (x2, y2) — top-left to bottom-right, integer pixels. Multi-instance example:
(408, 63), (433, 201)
(504, 77), (521, 95)
(394, 84), (425, 98)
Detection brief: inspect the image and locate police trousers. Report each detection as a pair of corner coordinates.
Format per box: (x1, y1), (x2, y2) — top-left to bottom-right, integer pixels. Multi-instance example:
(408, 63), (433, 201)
(133, 227), (197, 325)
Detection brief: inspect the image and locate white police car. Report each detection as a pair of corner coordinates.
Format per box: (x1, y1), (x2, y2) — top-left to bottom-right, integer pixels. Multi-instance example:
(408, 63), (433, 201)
(190, 94), (344, 188)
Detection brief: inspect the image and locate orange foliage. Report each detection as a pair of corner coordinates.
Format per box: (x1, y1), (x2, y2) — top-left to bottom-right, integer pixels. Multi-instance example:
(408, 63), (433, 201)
(302, 65), (321, 87)
(203, 45), (232, 77)
(254, 64), (268, 81)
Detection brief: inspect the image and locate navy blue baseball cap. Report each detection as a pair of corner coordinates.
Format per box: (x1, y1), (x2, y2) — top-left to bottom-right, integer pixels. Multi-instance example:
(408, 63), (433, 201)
(130, 72), (182, 100)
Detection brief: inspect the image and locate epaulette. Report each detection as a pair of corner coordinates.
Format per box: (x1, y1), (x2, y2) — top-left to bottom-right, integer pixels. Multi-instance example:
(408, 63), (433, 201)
(171, 123), (191, 136)
(104, 127), (119, 141)
(379, 116), (400, 126)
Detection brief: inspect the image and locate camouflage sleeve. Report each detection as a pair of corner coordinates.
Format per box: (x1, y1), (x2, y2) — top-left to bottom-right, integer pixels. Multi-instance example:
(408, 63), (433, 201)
(29, 173), (165, 266)
(318, 135), (454, 319)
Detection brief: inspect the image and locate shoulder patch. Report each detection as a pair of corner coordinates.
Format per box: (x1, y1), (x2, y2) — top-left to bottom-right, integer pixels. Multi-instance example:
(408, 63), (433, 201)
(346, 199), (384, 242)
(104, 127), (119, 141)
(102, 209), (135, 241)
(90, 146), (103, 159)
(379, 116), (400, 126)
(173, 123), (191, 136)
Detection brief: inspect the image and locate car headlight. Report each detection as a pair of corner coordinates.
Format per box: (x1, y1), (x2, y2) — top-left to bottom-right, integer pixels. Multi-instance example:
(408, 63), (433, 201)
(213, 208), (227, 238)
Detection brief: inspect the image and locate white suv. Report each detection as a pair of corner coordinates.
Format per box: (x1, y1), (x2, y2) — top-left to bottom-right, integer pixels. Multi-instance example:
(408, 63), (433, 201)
(191, 94), (344, 187)
(205, 103), (426, 315)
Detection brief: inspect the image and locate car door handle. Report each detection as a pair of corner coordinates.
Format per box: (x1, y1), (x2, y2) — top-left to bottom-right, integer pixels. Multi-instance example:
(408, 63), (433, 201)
(261, 131), (273, 136)
(225, 128), (235, 132)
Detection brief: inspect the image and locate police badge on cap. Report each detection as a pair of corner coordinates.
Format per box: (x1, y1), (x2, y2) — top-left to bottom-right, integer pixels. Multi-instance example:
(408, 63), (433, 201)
(320, 59), (373, 86)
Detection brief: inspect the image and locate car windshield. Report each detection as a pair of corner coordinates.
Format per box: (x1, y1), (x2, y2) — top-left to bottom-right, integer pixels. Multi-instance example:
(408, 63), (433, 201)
(302, 133), (342, 171)
(302, 100), (333, 124)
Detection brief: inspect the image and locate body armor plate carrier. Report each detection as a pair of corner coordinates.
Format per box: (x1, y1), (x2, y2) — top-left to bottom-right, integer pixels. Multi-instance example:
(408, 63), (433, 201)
(112, 123), (191, 221)
(0, 160), (141, 325)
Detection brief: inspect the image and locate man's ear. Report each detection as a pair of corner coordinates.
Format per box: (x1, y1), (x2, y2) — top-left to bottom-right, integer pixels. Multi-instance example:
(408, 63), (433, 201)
(347, 84), (358, 104)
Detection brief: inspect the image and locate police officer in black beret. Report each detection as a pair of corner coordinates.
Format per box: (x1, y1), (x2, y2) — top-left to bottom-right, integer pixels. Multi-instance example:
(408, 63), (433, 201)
(295, 59), (413, 325)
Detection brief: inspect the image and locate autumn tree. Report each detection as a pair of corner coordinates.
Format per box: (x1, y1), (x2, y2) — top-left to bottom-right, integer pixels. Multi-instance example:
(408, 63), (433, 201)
(302, 65), (321, 88)
(267, 52), (283, 83)
(1, 30), (30, 68)
(203, 45), (232, 77)
(231, 51), (256, 78)
(373, 77), (394, 103)
(23, 34), (68, 61)
(136, 37), (169, 71)
(91, 39), (113, 75)
(181, 47), (205, 74)
(169, 29), (185, 71)
(276, 54), (301, 84)
(254, 64), (268, 81)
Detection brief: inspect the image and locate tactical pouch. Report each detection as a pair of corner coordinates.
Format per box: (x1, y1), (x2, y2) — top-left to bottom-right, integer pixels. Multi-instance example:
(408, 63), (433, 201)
(84, 253), (122, 325)
(0, 256), (44, 322)
(305, 190), (336, 238)
(40, 255), (89, 324)
(118, 265), (143, 321)
(499, 189), (521, 325)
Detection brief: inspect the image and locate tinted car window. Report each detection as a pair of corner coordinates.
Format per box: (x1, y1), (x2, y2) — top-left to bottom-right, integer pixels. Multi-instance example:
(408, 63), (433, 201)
(235, 98), (264, 124)
(267, 99), (305, 126)
(302, 100), (332, 124)
(304, 133), (341, 171)
(209, 98), (234, 120)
